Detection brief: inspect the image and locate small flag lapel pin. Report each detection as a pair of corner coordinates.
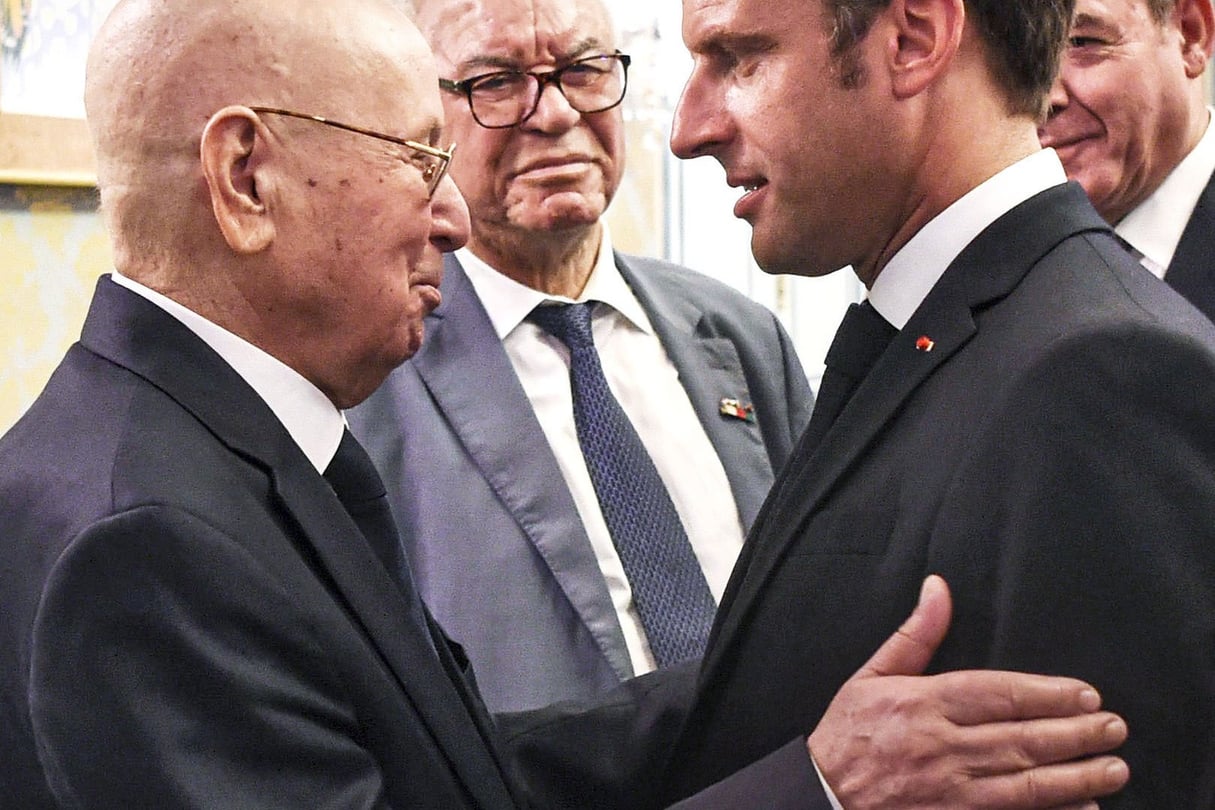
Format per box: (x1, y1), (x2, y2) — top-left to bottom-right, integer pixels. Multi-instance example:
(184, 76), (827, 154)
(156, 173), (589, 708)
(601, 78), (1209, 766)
(915, 335), (935, 352)
(719, 397), (756, 422)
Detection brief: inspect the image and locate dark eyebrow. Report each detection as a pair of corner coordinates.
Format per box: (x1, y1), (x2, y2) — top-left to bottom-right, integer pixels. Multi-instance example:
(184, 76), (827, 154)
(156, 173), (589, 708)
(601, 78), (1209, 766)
(690, 27), (775, 60)
(1069, 12), (1119, 35)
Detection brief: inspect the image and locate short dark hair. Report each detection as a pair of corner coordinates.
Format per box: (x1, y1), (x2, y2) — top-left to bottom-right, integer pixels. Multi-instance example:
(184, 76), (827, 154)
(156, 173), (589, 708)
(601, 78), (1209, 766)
(824, 0), (1075, 117)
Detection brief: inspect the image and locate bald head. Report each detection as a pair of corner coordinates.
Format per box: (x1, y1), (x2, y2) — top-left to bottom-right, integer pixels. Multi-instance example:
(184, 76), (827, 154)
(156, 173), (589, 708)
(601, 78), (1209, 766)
(85, 0), (433, 275)
(86, 0), (423, 163)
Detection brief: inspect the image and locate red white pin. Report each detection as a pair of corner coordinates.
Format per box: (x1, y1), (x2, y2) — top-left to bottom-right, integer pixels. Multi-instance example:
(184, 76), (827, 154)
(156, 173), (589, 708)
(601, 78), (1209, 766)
(719, 398), (756, 422)
(915, 335), (935, 352)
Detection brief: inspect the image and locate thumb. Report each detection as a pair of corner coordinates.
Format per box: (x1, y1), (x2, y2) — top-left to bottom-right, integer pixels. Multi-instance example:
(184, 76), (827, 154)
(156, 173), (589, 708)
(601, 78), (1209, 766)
(854, 574), (952, 679)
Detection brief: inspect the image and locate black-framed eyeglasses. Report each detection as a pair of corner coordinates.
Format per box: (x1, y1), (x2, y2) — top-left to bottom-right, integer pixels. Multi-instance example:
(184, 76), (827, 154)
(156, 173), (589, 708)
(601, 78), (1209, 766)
(247, 106), (456, 198)
(439, 52), (631, 129)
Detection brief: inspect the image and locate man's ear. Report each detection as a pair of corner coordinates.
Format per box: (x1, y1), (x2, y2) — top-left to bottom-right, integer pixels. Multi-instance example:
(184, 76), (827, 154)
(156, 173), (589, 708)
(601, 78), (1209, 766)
(1176, 0), (1215, 80)
(200, 106), (276, 254)
(886, 0), (965, 99)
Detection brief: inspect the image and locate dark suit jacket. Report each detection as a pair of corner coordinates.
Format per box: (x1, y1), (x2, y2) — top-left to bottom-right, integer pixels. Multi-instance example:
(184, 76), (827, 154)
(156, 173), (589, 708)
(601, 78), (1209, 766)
(0, 276), (830, 809)
(349, 252), (813, 713)
(0, 277), (518, 808)
(658, 183), (1215, 808)
(1163, 168), (1215, 321)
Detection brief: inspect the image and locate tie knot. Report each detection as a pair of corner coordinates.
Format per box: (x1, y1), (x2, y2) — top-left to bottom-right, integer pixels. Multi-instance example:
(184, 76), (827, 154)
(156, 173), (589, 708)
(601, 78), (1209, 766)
(823, 301), (898, 380)
(324, 428), (387, 506)
(529, 302), (597, 351)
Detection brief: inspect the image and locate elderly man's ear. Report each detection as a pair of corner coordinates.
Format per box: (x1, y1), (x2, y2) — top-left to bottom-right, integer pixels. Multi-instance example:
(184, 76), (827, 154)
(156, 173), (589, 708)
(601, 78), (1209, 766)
(201, 107), (277, 254)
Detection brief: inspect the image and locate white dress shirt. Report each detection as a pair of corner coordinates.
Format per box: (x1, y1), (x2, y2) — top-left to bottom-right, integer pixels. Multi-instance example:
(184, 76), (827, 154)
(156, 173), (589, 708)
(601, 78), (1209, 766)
(1117, 107), (1215, 278)
(110, 271), (345, 472)
(869, 149), (1069, 326)
(458, 228), (745, 676)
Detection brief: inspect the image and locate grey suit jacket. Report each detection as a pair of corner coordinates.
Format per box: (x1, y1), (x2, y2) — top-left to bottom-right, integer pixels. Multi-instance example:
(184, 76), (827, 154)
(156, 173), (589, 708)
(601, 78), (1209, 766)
(350, 251), (812, 712)
(1163, 167), (1215, 321)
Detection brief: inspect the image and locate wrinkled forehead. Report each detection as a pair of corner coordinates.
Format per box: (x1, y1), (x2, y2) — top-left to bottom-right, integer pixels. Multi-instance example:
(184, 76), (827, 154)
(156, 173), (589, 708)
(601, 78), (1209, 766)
(424, 0), (616, 71)
(88, 0), (443, 134)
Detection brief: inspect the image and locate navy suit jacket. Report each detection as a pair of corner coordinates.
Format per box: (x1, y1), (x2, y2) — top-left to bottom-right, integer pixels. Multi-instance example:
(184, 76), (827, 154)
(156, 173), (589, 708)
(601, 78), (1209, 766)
(657, 183), (1215, 808)
(350, 251), (813, 713)
(1163, 168), (1215, 321)
(0, 278), (518, 808)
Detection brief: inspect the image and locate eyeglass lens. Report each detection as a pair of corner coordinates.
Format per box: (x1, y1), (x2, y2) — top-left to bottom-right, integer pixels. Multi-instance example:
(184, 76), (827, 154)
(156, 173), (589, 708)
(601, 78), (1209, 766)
(467, 54), (627, 128)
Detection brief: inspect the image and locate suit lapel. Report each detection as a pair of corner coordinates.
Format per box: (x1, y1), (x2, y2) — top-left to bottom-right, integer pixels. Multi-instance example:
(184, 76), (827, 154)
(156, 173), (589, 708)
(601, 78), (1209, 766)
(82, 278), (515, 809)
(617, 254), (775, 529)
(411, 256), (634, 680)
(699, 183), (1112, 680)
(1165, 171), (1215, 322)
(269, 460), (516, 807)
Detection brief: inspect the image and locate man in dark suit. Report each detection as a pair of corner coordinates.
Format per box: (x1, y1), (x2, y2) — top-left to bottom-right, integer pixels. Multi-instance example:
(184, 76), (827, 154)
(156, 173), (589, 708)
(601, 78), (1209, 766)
(349, 0), (812, 715)
(649, 0), (1215, 805)
(0, 0), (514, 805)
(1040, 0), (1215, 320)
(0, 0), (1133, 806)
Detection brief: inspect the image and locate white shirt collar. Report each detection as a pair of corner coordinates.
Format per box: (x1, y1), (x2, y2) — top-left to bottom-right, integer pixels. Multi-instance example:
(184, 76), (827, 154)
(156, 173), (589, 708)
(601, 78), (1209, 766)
(1116, 107), (1215, 278)
(868, 149), (1068, 329)
(110, 271), (345, 473)
(458, 224), (654, 338)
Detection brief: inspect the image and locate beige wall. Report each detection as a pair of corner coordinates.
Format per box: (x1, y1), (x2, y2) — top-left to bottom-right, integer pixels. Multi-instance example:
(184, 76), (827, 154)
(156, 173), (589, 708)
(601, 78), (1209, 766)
(0, 185), (110, 433)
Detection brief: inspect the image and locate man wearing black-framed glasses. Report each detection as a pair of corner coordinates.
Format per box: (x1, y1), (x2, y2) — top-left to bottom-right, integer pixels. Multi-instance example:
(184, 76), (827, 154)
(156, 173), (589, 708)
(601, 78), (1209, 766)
(351, 0), (815, 717)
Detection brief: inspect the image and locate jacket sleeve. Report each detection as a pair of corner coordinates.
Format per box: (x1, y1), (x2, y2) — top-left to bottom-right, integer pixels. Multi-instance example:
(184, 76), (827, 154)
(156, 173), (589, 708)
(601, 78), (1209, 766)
(499, 662), (831, 809)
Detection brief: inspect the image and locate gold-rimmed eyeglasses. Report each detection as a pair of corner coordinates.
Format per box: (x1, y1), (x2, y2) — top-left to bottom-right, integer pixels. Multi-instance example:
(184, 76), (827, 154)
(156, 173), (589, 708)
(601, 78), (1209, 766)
(247, 106), (456, 198)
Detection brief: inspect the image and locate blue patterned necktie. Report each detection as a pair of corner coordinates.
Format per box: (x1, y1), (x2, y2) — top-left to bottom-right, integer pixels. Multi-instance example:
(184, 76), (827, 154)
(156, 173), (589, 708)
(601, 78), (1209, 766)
(529, 301), (716, 668)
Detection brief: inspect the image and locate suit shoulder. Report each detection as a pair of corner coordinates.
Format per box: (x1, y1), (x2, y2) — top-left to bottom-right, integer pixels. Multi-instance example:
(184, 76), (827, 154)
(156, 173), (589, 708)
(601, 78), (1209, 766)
(615, 252), (774, 317)
(1069, 229), (1215, 341)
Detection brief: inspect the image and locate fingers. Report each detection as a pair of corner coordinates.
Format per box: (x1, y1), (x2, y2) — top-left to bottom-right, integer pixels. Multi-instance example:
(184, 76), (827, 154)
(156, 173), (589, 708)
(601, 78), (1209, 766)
(851, 574), (1108, 727)
(958, 755), (1129, 809)
(811, 573), (1131, 809)
(932, 669), (1104, 726)
(856, 574), (953, 679)
(955, 711), (1128, 775)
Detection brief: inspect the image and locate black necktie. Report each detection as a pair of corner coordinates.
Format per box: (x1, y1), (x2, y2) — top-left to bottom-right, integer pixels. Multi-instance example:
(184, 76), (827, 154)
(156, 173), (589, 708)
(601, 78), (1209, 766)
(325, 428), (439, 651)
(803, 301), (898, 448)
(324, 428), (408, 581)
(529, 302), (716, 668)
(325, 429), (498, 755)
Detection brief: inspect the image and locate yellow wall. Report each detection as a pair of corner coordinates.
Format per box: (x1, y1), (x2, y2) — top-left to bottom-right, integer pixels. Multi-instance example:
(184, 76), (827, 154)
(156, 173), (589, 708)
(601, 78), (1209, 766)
(0, 184), (111, 433)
